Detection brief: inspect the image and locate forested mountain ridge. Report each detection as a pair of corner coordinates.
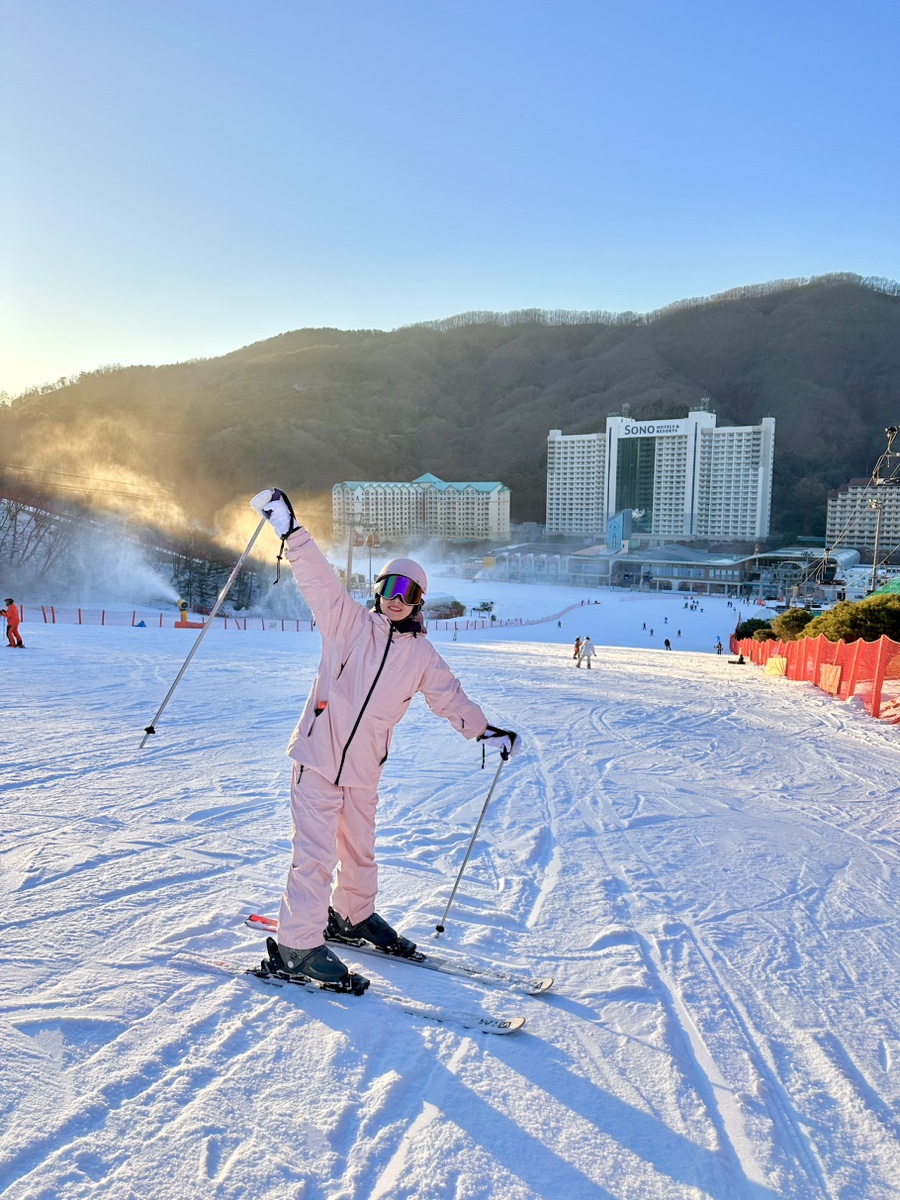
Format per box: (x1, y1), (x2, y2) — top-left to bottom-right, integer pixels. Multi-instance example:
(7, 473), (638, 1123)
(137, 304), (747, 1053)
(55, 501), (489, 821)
(2, 274), (898, 541)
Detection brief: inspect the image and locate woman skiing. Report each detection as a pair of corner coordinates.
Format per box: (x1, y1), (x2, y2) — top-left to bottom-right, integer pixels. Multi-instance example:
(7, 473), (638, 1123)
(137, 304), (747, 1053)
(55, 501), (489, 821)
(251, 489), (517, 989)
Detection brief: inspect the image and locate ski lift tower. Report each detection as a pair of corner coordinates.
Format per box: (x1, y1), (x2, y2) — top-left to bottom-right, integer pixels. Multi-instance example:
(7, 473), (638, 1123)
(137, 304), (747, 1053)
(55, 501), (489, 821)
(345, 518), (380, 596)
(869, 426), (900, 593)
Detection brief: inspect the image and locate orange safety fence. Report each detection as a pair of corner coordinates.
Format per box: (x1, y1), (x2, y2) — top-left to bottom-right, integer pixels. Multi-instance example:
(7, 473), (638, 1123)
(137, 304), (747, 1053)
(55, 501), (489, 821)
(729, 631), (900, 722)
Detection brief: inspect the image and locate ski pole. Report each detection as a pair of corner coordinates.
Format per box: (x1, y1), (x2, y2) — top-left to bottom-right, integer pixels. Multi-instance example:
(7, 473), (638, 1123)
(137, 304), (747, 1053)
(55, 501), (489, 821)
(434, 755), (506, 935)
(139, 515), (267, 748)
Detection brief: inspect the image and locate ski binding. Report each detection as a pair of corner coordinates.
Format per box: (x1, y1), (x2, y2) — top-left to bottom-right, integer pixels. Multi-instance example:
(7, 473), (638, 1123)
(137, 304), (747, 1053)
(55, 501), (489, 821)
(174, 947), (525, 1035)
(244, 913), (554, 995)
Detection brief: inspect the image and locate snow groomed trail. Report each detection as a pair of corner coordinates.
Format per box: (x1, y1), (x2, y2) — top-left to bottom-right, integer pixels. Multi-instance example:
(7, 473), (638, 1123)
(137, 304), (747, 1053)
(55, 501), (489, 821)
(1, 620), (899, 1199)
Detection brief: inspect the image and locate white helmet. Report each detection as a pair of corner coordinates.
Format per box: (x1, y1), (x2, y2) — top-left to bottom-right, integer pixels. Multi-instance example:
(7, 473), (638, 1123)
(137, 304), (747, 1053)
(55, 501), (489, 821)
(375, 557), (427, 597)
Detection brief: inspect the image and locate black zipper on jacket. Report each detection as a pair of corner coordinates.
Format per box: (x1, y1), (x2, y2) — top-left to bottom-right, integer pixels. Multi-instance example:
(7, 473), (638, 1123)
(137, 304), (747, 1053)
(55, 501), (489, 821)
(333, 623), (395, 786)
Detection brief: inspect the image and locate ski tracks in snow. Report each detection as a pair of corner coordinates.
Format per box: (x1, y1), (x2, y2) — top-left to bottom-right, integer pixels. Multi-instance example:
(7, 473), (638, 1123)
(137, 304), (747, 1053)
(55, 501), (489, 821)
(561, 647), (900, 1200)
(4, 628), (900, 1199)
(369, 639), (900, 1198)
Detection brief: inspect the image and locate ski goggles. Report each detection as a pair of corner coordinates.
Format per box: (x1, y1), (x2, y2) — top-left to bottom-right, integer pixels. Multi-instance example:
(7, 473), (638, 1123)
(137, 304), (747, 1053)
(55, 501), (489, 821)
(375, 573), (424, 606)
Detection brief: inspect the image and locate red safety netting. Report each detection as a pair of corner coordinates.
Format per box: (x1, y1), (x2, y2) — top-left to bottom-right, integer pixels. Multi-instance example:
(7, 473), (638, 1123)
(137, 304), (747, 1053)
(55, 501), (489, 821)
(729, 631), (900, 722)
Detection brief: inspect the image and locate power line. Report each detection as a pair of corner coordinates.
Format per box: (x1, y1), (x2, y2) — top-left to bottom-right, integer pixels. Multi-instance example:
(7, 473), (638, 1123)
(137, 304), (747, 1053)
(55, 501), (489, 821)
(0, 462), (151, 488)
(0, 463), (160, 500)
(9, 483), (160, 500)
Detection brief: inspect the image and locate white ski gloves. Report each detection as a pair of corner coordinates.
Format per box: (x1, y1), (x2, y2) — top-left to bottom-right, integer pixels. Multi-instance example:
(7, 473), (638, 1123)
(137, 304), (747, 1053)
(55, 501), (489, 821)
(250, 488), (300, 538)
(477, 724), (519, 761)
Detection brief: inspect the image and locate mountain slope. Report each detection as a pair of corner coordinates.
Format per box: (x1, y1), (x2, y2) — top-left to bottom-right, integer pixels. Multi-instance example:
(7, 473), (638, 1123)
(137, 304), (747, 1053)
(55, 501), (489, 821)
(2, 275), (898, 537)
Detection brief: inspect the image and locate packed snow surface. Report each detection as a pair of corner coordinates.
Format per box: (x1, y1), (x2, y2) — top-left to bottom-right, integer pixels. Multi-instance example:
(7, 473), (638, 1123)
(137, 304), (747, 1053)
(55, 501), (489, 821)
(2, 583), (899, 1199)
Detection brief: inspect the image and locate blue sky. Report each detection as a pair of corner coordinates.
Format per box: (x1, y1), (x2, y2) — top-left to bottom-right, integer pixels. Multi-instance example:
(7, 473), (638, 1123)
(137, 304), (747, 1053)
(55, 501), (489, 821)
(2, 0), (897, 395)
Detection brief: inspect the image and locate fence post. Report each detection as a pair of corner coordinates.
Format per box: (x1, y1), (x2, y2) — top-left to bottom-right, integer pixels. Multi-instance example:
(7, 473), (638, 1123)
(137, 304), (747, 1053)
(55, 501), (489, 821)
(845, 638), (866, 701)
(800, 637), (814, 682)
(789, 639), (799, 676)
(816, 638), (830, 686)
(870, 637), (890, 719)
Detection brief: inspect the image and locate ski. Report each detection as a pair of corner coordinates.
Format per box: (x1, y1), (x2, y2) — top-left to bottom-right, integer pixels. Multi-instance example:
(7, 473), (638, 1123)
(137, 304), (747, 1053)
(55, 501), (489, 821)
(173, 949), (525, 1035)
(243, 913), (554, 996)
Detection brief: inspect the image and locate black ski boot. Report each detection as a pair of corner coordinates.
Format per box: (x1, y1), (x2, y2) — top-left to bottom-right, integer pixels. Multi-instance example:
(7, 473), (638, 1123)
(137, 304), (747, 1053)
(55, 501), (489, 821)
(265, 937), (369, 995)
(326, 907), (419, 958)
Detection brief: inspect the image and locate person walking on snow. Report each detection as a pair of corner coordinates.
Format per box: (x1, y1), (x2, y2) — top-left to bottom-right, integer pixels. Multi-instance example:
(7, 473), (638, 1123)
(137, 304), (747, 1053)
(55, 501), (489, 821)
(577, 636), (597, 668)
(251, 489), (518, 988)
(2, 599), (24, 647)
(573, 636), (582, 660)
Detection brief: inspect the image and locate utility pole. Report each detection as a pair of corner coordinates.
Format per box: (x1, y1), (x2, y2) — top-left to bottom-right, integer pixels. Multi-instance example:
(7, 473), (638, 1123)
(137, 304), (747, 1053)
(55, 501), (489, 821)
(868, 497), (883, 594)
(346, 530), (354, 595)
(868, 426), (900, 595)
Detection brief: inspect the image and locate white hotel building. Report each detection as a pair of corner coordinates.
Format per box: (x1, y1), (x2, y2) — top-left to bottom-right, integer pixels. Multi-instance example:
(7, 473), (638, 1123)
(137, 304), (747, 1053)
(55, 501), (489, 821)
(333, 472), (510, 542)
(827, 478), (900, 554)
(547, 407), (775, 541)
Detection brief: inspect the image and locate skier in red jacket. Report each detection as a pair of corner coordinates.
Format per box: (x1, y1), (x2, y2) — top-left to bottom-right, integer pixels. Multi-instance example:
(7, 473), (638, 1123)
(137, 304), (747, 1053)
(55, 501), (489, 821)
(2, 599), (24, 648)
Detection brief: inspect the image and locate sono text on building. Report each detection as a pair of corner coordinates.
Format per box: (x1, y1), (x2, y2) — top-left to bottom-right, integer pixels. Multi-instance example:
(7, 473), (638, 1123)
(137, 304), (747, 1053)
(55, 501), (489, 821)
(547, 405), (775, 542)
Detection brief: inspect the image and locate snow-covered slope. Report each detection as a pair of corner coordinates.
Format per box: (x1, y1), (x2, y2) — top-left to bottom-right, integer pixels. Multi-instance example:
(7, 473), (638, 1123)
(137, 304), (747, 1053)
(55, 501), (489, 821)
(2, 592), (898, 1199)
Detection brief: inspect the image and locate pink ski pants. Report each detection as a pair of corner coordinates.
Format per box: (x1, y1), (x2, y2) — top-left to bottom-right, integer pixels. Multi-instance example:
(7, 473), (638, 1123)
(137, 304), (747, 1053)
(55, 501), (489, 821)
(277, 764), (379, 949)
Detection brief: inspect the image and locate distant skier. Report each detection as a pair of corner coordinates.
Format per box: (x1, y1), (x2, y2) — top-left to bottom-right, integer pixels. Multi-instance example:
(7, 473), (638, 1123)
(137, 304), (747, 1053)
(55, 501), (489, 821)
(2, 598), (24, 648)
(664, 638), (672, 650)
(576, 636), (597, 668)
(250, 488), (518, 990)
(715, 641), (723, 655)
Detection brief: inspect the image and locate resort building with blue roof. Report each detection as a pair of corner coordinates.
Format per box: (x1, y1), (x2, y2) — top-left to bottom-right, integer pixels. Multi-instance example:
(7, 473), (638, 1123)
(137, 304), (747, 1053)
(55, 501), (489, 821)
(333, 473), (510, 542)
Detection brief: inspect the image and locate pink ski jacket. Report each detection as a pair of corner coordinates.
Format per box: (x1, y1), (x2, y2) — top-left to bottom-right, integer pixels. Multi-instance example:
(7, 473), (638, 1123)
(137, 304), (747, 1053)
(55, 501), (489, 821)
(284, 528), (489, 788)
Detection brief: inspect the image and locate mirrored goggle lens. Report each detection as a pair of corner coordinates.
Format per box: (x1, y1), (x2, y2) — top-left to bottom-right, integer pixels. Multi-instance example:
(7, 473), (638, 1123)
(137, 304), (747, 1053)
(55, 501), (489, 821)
(376, 574), (423, 605)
